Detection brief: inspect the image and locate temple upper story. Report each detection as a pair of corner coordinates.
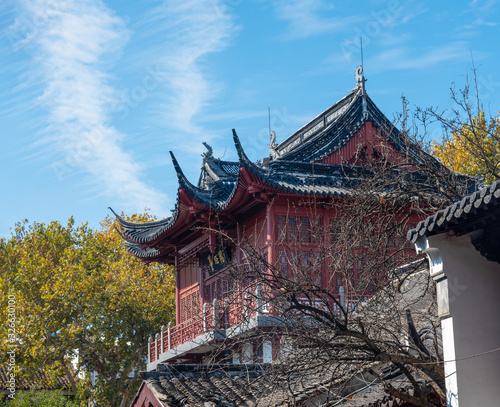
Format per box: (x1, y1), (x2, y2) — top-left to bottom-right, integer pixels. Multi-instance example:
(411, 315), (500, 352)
(113, 66), (443, 265)
(112, 67), (474, 369)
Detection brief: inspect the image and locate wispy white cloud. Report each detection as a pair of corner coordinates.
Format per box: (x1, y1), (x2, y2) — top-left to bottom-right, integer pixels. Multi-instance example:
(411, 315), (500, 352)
(138, 0), (238, 152)
(15, 0), (167, 213)
(369, 44), (465, 71)
(395, 5), (428, 25)
(465, 18), (498, 28)
(272, 0), (362, 40)
(468, 0), (498, 10)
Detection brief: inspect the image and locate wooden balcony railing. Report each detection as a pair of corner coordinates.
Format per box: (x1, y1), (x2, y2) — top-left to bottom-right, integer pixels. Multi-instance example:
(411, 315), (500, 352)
(147, 284), (360, 364)
(148, 284), (272, 363)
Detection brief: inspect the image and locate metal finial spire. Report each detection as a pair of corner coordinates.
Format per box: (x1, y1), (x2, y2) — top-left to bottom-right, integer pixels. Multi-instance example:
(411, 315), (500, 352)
(360, 37), (364, 72)
(268, 107), (271, 135)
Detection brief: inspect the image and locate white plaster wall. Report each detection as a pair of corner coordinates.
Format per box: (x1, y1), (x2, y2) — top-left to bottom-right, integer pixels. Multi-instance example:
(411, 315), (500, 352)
(262, 340), (272, 363)
(441, 317), (459, 407)
(242, 343), (253, 364)
(429, 233), (500, 407)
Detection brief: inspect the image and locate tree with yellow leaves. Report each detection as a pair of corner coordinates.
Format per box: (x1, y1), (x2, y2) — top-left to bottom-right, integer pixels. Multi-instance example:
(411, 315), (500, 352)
(422, 64), (500, 185)
(0, 214), (175, 407)
(431, 111), (500, 184)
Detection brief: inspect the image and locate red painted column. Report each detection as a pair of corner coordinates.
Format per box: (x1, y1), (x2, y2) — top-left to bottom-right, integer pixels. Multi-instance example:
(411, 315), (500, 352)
(175, 249), (180, 326)
(267, 203), (275, 267)
(199, 260), (205, 306)
(266, 203), (276, 316)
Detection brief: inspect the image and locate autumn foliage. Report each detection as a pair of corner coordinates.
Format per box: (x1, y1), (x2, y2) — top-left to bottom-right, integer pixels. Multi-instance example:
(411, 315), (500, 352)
(431, 111), (500, 184)
(0, 214), (175, 407)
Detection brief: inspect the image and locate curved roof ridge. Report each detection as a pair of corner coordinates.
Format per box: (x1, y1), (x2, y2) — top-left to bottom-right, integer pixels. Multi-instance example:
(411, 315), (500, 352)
(276, 87), (361, 158)
(170, 150), (235, 209)
(109, 207), (173, 229)
(364, 95), (444, 169)
(118, 206), (179, 244)
(278, 93), (363, 162)
(232, 128), (252, 164)
(170, 151), (195, 190)
(126, 240), (162, 259)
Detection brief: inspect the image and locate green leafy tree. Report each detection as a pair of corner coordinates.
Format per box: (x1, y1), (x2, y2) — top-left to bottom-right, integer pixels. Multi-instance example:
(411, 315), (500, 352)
(0, 214), (175, 407)
(0, 389), (81, 407)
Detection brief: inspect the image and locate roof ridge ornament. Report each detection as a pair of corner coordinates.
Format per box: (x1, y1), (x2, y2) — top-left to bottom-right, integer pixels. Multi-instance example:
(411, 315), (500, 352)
(232, 129), (251, 163)
(268, 130), (281, 160)
(169, 151), (191, 188)
(202, 142), (213, 159)
(356, 65), (369, 119)
(356, 65), (366, 94)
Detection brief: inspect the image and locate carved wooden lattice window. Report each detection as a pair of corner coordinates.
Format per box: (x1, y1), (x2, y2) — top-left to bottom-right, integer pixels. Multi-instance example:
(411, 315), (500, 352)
(277, 215), (287, 242)
(311, 251), (322, 286)
(278, 249), (322, 284)
(278, 249), (288, 277)
(288, 216), (299, 242)
(180, 290), (200, 323)
(205, 276), (234, 302)
(300, 217), (311, 243)
(300, 250), (310, 267)
(277, 215), (321, 243)
(330, 219), (341, 243)
(335, 273), (343, 291)
(311, 218), (322, 244)
(290, 250), (299, 271)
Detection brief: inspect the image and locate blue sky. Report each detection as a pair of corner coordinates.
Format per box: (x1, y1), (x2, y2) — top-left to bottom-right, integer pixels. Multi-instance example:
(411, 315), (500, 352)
(1, 0), (499, 237)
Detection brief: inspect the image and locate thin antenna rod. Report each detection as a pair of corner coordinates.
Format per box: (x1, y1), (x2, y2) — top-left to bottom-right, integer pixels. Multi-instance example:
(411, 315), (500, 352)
(268, 107), (271, 134)
(360, 37), (364, 71)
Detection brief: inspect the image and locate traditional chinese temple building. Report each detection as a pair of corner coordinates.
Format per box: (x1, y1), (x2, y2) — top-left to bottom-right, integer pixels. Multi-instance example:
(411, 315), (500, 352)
(116, 67), (437, 373)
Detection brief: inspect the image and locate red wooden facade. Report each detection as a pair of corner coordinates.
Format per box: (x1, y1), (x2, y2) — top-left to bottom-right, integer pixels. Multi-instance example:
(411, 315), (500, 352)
(117, 68), (432, 368)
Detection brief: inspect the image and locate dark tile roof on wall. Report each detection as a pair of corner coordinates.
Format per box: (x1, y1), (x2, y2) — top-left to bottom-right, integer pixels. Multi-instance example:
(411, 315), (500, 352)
(321, 383), (416, 407)
(138, 364), (272, 407)
(407, 180), (500, 243)
(134, 364), (425, 407)
(0, 366), (75, 392)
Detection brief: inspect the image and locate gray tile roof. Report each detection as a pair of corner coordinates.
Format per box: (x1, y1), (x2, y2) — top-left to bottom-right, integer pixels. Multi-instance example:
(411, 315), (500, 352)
(407, 180), (500, 243)
(321, 382), (415, 407)
(135, 362), (430, 407)
(198, 156), (240, 189)
(138, 363), (337, 407)
(138, 364), (273, 407)
(0, 366), (75, 392)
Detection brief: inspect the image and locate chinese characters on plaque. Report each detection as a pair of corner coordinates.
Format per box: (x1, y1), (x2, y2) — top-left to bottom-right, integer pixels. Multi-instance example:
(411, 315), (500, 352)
(203, 246), (230, 275)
